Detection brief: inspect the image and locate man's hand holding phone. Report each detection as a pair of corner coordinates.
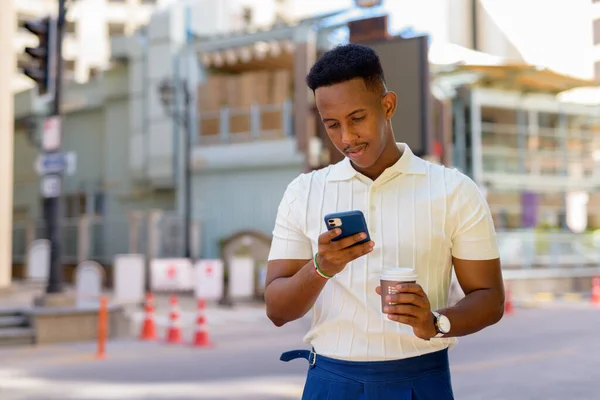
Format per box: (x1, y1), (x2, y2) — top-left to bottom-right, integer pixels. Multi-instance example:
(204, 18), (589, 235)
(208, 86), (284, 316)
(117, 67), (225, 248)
(316, 229), (375, 277)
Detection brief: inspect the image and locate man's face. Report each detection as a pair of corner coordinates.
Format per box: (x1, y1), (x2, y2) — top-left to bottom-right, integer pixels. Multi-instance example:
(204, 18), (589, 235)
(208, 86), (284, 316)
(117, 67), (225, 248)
(315, 78), (396, 169)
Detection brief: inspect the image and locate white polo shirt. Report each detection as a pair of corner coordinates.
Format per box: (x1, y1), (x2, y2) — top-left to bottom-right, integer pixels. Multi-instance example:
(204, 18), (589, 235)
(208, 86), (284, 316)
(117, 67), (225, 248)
(268, 143), (500, 361)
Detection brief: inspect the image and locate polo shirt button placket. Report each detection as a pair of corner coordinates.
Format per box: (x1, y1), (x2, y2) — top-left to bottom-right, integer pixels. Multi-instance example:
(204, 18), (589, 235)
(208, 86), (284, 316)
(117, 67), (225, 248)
(369, 186), (377, 238)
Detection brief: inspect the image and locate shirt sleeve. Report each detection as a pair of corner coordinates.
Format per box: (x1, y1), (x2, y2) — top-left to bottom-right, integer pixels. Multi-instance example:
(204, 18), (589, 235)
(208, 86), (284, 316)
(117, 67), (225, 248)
(450, 174), (500, 261)
(268, 179), (313, 261)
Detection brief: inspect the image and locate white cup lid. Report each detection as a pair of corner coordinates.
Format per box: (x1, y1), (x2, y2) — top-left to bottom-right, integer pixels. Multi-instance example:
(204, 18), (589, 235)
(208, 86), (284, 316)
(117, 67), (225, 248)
(380, 267), (418, 282)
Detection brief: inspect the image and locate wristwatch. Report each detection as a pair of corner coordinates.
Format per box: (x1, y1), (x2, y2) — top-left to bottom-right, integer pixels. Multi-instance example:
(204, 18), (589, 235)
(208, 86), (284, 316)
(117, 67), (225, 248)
(432, 311), (451, 338)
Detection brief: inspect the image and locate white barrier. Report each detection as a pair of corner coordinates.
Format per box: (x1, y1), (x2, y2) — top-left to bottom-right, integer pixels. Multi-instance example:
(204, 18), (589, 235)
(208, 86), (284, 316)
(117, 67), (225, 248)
(150, 258), (194, 292)
(194, 259), (224, 300)
(75, 260), (105, 308)
(26, 239), (50, 282)
(113, 254), (146, 304)
(228, 256), (255, 299)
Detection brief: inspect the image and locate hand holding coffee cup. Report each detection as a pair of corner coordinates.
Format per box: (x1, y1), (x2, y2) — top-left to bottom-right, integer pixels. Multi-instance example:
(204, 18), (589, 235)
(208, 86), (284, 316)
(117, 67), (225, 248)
(376, 268), (437, 340)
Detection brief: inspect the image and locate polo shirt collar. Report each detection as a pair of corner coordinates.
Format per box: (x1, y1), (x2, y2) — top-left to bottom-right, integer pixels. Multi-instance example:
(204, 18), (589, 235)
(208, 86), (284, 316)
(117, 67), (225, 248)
(327, 142), (428, 182)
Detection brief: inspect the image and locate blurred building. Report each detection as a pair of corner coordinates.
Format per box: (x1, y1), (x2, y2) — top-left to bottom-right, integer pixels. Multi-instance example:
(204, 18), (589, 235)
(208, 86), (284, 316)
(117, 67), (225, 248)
(10, 1), (340, 278)
(384, 0), (596, 80)
(1, 0), (16, 289)
(593, 0), (600, 78)
(12, 0), (168, 93)
(10, 0), (600, 282)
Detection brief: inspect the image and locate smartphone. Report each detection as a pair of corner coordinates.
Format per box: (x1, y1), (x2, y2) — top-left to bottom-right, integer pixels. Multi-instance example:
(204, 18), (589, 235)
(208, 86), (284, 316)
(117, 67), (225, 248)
(324, 210), (371, 246)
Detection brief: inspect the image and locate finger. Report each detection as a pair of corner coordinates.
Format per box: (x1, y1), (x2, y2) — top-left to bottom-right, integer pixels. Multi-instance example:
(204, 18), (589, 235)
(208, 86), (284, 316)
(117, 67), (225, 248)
(319, 228), (341, 244)
(383, 304), (422, 317)
(330, 232), (369, 251)
(385, 293), (427, 307)
(387, 313), (418, 325)
(375, 286), (381, 295)
(344, 241), (374, 261)
(396, 283), (426, 296)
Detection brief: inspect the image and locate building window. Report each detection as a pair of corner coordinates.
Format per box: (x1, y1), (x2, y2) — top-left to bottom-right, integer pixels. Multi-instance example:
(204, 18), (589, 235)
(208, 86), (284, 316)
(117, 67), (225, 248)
(65, 20), (77, 35)
(108, 22), (126, 37)
(89, 67), (101, 80)
(64, 193), (87, 219)
(63, 59), (76, 82)
(94, 192), (105, 216)
(242, 7), (253, 25)
(63, 59), (76, 73)
(61, 192), (105, 218)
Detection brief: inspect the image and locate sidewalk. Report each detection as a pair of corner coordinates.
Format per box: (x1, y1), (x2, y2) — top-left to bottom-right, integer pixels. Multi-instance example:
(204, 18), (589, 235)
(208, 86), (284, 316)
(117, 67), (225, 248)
(518, 292), (599, 309)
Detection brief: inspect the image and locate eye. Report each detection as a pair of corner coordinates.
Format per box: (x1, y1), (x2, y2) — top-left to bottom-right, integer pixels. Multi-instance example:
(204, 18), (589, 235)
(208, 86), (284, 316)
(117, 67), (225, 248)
(352, 116), (365, 122)
(326, 122), (339, 129)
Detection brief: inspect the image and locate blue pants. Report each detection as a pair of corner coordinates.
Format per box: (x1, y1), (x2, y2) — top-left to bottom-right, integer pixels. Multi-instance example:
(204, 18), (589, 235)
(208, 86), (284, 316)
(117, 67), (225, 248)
(280, 349), (454, 400)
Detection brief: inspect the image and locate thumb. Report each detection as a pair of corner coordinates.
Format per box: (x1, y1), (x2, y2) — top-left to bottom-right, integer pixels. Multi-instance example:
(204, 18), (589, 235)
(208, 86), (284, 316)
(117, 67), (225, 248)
(375, 286), (381, 295)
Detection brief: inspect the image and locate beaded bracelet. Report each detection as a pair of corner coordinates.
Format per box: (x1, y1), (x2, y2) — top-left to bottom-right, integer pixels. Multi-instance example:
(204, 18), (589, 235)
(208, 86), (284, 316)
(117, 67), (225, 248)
(314, 253), (334, 279)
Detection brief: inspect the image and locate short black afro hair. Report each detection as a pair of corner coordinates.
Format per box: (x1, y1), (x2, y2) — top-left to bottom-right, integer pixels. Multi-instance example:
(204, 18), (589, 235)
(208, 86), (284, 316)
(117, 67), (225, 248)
(306, 43), (386, 92)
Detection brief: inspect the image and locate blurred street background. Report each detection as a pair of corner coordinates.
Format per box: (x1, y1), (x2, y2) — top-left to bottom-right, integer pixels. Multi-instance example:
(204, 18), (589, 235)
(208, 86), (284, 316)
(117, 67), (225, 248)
(1, 0), (600, 399)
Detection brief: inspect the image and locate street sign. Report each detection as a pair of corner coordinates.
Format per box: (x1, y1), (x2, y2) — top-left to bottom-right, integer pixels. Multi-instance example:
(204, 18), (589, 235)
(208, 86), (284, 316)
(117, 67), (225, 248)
(42, 116), (61, 151)
(34, 151), (76, 175)
(40, 174), (61, 198)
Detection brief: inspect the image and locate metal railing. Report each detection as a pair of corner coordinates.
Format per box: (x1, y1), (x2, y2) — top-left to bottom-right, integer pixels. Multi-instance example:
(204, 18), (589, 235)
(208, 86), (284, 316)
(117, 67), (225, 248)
(197, 99), (293, 145)
(497, 230), (600, 269)
(13, 214), (600, 277)
(12, 211), (202, 266)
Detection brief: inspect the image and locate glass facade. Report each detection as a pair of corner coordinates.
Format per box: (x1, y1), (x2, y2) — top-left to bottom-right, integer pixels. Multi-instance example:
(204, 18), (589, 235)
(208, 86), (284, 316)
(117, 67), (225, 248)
(455, 89), (600, 233)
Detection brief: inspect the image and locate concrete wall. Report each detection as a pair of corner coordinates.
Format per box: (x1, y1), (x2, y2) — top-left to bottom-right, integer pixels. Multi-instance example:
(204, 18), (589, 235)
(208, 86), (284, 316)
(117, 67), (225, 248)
(192, 164), (302, 259)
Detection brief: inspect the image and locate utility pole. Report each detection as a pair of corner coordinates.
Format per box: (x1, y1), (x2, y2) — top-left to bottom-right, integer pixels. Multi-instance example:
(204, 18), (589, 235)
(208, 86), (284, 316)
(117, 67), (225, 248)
(183, 86), (192, 260)
(43, 0), (67, 294)
(21, 0), (70, 298)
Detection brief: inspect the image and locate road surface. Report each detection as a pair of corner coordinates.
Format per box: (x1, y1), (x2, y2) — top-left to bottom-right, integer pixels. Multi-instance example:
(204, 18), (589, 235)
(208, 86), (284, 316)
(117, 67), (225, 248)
(0, 304), (597, 399)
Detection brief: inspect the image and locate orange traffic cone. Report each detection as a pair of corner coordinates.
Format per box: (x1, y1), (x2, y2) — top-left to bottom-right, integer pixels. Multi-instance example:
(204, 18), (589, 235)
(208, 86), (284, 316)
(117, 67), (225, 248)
(504, 285), (514, 315)
(592, 276), (600, 307)
(165, 295), (182, 344)
(192, 298), (212, 348)
(139, 293), (157, 341)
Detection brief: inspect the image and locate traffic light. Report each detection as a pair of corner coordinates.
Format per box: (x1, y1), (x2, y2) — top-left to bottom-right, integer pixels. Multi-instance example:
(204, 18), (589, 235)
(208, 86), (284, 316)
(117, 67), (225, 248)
(21, 17), (56, 96)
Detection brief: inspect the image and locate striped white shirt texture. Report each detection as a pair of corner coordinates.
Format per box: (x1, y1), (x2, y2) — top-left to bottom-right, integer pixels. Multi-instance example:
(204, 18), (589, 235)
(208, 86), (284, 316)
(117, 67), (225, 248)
(268, 143), (500, 361)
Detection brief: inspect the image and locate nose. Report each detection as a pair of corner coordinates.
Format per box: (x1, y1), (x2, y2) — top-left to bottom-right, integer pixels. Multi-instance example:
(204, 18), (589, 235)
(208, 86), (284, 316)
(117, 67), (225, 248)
(340, 124), (359, 145)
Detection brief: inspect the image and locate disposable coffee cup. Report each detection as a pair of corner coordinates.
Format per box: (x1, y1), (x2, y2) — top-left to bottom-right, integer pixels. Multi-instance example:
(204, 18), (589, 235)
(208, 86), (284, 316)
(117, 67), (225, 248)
(380, 268), (418, 312)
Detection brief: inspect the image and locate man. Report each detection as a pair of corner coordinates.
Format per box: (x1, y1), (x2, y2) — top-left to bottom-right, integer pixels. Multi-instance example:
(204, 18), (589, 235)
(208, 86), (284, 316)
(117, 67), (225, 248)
(264, 43), (504, 399)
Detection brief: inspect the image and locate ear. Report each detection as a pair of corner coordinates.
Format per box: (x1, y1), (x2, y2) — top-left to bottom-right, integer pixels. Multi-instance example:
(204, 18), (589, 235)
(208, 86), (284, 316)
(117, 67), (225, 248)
(381, 91), (397, 120)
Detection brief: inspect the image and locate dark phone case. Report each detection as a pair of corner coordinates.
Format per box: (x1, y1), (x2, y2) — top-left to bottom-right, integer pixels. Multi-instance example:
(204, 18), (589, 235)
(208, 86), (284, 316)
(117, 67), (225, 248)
(324, 210), (371, 245)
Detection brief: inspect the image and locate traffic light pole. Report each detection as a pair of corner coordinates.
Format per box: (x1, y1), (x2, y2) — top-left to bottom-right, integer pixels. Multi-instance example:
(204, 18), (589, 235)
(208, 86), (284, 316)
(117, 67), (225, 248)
(44, 0), (66, 294)
(183, 87), (191, 260)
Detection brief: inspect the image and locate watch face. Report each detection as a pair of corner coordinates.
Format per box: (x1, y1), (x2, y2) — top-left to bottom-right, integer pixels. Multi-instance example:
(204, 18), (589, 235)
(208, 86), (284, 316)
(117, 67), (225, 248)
(438, 315), (451, 334)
